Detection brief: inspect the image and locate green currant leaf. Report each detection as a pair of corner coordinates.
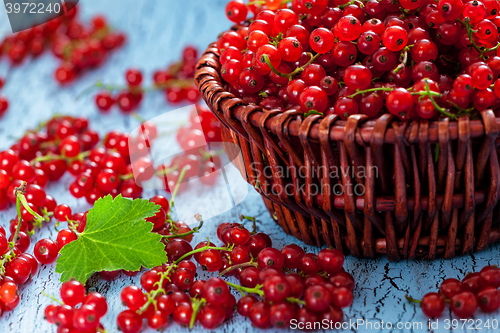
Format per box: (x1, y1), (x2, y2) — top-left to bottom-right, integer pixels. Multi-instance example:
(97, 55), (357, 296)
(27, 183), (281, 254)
(55, 194), (166, 283)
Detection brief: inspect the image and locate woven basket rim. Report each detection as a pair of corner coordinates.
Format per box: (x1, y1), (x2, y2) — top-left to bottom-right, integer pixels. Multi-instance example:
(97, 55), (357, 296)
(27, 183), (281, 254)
(197, 43), (500, 145)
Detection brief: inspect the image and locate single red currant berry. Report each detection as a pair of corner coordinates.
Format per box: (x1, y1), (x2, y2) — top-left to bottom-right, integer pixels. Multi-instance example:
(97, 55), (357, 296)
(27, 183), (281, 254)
(257, 247), (284, 269)
(225, 0), (248, 23)
(383, 25), (408, 52)
(263, 275), (291, 303)
(60, 135), (81, 158)
(331, 286), (353, 308)
(34, 238), (59, 264)
(344, 65), (372, 90)
(278, 37), (303, 62)
(335, 15), (362, 41)
(56, 229), (78, 250)
(117, 309), (143, 333)
(386, 88), (413, 119)
(317, 248), (344, 274)
(202, 277), (230, 305)
(73, 304), (99, 331)
(0, 282), (18, 304)
(450, 291), (478, 318)
(471, 64), (494, 89)
(54, 204), (72, 222)
(61, 280), (86, 306)
(281, 244), (305, 269)
(82, 292), (108, 318)
(125, 68), (143, 86)
(121, 286), (146, 311)
(477, 287), (500, 312)
(299, 86), (328, 113)
(248, 302), (272, 329)
(309, 28), (335, 54)
(95, 92), (115, 112)
(198, 303), (226, 329)
(304, 285), (331, 312)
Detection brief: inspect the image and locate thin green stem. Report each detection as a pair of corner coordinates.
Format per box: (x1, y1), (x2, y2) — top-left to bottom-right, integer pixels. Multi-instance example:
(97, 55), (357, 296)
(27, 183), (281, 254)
(240, 214), (257, 234)
(348, 87), (393, 99)
(168, 167), (187, 214)
(1, 182), (28, 276)
(286, 297), (306, 305)
(137, 266), (176, 315)
(162, 216), (203, 240)
(263, 53), (320, 81)
(41, 292), (65, 305)
(30, 151), (91, 166)
(422, 79), (457, 120)
(405, 294), (421, 304)
(174, 243), (234, 265)
(457, 18), (500, 59)
(219, 261), (258, 276)
(226, 281), (264, 297)
(189, 298), (207, 329)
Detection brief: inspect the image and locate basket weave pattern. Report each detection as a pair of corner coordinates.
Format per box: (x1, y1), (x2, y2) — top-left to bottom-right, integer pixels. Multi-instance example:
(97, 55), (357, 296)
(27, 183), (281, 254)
(195, 43), (500, 260)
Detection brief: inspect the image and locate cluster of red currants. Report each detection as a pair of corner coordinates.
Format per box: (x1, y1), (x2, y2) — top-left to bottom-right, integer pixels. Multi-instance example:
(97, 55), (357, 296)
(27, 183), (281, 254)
(220, 0), (500, 121)
(0, 226), (39, 315)
(410, 265), (500, 318)
(0, 178), (89, 315)
(0, 115), (99, 209)
(0, 76), (7, 119)
(94, 46), (201, 114)
(154, 46), (202, 104)
(94, 69), (145, 113)
(156, 105), (224, 189)
(0, 6), (79, 65)
(53, 11), (126, 85)
(33, 203), (80, 265)
(0, 6), (125, 85)
(44, 280), (108, 332)
(115, 219), (354, 332)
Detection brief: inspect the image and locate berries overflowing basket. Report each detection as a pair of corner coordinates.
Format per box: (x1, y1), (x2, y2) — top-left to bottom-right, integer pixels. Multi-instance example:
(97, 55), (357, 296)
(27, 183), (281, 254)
(195, 0), (500, 260)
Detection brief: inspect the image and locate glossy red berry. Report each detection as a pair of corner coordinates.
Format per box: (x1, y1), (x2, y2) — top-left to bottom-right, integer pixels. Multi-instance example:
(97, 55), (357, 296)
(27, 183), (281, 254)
(299, 86), (328, 113)
(477, 287), (500, 312)
(226, 0), (248, 23)
(304, 285), (331, 312)
(310, 28), (335, 54)
(61, 280), (85, 306)
(34, 238), (59, 264)
(450, 291), (478, 318)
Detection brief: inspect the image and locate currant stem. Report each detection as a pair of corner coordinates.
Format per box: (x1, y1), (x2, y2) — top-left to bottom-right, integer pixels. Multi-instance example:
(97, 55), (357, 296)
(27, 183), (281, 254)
(41, 291), (65, 305)
(405, 294), (422, 304)
(162, 217), (203, 240)
(262, 53), (320, 81)
(304, 110), (324, 117)
(219, 261), (258, 276)
(137, 266), (176, 315)
(240, 214), (257, 234)
(30, 150), (91, 166)
(348, 87), (393, 99)
(422, 79), (457, 120)
(168, 166), (187, 214)
(457, 19), (500, 59)
(174, 242), (234, 265)
(189, 297), (206, 329)
(0, 182), (29, 276)
(226, 281), (264, 297)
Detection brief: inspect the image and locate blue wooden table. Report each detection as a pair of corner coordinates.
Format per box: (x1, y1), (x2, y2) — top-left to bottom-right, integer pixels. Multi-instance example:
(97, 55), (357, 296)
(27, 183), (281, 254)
(0, 1), (499, 332)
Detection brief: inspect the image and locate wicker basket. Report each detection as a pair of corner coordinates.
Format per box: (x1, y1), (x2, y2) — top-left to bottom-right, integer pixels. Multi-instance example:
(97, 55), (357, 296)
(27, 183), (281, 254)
(195, 43), (500, 260)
